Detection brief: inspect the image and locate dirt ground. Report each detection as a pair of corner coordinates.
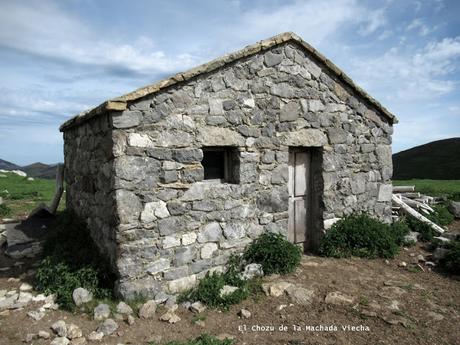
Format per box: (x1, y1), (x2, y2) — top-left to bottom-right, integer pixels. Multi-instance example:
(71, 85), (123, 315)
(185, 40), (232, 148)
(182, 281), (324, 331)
(1, 222), (459, 345)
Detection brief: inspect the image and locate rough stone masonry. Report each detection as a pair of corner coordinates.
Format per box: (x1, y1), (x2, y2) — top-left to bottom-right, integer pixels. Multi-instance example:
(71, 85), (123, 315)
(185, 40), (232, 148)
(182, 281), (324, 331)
(60, 32), (396, 300)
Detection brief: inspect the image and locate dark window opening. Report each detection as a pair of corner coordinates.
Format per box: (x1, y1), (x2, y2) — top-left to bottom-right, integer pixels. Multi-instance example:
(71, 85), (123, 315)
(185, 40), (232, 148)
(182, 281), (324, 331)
(202, 147), (239, 183)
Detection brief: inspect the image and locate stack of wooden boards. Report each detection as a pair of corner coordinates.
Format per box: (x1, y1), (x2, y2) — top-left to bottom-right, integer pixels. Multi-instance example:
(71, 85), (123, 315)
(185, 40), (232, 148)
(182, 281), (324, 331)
(392, 185), (445, 234)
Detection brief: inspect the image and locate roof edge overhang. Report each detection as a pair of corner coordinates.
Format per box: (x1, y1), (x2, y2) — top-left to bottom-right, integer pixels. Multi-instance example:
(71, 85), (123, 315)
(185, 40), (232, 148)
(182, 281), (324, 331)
(60, 32), (397, 132)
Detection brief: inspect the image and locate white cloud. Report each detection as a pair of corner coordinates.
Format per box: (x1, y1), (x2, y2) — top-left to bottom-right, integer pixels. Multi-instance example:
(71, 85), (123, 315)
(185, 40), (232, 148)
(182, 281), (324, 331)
(0, 1), (201, 75)
(0, 87), (90, 121)
(350, 37), (460, 101)
(221, 0), (374, 48)
(406, 18), (433, 36)
(358, 8), (386, 36)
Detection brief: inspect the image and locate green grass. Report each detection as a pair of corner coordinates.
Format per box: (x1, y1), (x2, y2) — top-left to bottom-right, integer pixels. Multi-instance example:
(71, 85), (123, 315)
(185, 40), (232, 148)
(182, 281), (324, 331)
(393, 179), (460, 198)
(0, 172), (63, 218)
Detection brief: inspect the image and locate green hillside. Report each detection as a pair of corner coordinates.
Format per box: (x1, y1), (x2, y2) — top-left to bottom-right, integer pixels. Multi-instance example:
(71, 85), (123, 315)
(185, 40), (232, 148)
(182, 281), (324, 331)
(392, 138), (460, 180)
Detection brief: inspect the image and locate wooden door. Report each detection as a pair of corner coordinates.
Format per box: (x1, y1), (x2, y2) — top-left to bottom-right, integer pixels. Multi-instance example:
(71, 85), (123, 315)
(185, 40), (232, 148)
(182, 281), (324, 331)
(288, 149), (311, 245)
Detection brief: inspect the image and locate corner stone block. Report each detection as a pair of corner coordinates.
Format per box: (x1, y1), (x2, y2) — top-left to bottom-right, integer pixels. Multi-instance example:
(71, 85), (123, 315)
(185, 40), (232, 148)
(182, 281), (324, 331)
(378, 184), (393, 202)
(112, 110), (141, 129)
(116, 190), (142, 224)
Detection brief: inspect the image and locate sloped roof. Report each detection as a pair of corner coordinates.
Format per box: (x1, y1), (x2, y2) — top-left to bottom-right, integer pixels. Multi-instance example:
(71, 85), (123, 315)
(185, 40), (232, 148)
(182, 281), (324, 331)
(60, 32), (397, 131)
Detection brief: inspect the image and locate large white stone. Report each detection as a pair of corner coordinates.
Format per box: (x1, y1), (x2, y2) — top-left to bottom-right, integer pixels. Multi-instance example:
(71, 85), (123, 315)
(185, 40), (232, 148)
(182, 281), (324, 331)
(168, 275), (197, 294)
(72, 287), (93, 306)
(281, 128), (327, 147)
(378, 184), (393, 202)
(181, 232), (197, 245)
(209, 99), (224, 115)
(128, 133), (153, 148)
(324, 218), (341, 230)
(163, 236), (181, 249)
(197, 127), (245, 146)
(201, 243), (218, 259)
(141, 201), (170, 223)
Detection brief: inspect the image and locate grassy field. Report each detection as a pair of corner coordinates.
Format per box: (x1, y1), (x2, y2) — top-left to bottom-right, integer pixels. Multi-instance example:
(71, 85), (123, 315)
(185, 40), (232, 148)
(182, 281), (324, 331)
(393, 179), (460, 198)
(0, 172), (64, 218)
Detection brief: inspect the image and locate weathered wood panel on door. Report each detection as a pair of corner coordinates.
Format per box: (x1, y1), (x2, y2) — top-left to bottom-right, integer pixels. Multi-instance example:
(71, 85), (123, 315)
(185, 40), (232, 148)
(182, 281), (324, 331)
(288, 149), (311, 245)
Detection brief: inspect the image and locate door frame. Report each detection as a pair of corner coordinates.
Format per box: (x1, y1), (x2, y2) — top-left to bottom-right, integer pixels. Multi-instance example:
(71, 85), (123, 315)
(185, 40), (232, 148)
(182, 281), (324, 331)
(287, 146), (324, 252)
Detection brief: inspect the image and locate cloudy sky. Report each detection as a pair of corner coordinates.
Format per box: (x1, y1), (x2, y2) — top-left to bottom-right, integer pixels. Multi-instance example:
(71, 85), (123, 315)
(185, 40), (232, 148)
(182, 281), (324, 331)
(0, 0), (459, 165)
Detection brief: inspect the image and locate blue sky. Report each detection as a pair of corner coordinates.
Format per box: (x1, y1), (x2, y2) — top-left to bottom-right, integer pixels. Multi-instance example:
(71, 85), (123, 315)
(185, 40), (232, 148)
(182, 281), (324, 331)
(0, 0), (459, 165)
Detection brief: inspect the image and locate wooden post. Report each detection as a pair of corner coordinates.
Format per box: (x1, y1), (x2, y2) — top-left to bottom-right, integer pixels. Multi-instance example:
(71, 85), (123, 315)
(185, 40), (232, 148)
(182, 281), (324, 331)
(49, 164), (64, 214)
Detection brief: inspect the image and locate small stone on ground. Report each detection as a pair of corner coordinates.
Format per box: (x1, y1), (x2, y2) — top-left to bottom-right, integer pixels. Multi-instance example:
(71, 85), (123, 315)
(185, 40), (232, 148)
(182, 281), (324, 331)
(94, 303), (111, 321)
(97, 318), (119, 336)
(238, 308), (251, 318)
(139, 300), (157, 319)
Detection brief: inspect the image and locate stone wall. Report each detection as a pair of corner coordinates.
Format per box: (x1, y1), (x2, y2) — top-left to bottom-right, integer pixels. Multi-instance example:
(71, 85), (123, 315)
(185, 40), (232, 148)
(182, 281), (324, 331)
(105, 41), (393, 299)
(63, 114), (118, 267)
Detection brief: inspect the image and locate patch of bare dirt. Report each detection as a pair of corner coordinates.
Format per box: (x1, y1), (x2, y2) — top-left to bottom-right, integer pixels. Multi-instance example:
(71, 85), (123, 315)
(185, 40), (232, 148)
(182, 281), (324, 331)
(1, 238), (459, 345)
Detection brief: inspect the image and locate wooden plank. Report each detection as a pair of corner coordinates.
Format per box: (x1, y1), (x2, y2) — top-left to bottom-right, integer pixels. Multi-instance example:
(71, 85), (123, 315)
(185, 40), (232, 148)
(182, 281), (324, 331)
(287, 199), (295, 243)
(392, 194), (444, 234)
(294, 199), (307, 243)
(400, 192), (420, 199)
(294, 152), (310, 197)
(393, 186), (415, 193)
(288, 152), (295, 197)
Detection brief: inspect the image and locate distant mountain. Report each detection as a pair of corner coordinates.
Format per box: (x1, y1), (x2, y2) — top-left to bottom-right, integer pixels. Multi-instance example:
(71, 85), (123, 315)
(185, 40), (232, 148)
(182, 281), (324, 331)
(393, 138), (460, 180)
(0, 159), (58, 179)
(22, 162), (58, 179)
(0, 158), (21, 171)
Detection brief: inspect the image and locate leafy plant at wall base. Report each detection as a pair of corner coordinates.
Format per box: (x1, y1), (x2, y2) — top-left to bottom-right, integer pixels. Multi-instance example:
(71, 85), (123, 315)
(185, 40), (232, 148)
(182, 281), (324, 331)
(243, 232), (302, 275)
(35, 257), (110, 310)
(318, 214), (400, 259)
(180, 272), (248, 310)
(34, 210), (115, 310)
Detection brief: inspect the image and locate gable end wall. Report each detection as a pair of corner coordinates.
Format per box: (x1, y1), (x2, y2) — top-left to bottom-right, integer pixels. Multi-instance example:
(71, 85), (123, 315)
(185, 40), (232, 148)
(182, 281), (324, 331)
(105, 42), (394, 299)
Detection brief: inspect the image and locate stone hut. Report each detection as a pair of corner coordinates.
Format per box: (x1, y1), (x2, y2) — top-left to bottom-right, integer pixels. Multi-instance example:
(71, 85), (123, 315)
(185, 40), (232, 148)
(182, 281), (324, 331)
(60, 32), (397, 299)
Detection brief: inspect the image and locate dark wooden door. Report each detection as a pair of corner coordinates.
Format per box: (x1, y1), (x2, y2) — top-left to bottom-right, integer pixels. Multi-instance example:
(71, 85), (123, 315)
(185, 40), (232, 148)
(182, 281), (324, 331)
(288, 149), (311, 244)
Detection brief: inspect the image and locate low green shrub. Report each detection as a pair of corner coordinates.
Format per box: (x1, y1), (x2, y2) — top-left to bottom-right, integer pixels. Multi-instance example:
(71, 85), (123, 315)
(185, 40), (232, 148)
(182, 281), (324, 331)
(34, 210), (114, 310)
(35, 257), (110, 310)
(391, 220), (411, 246)
(157, 334), (234, 345)
(405, 217), (434, 242)
(243, 232), (302, 275)
(0, 203), (11, 217)
(439, 241), (460, 275)
(427, 204), (454, 226)
(318, 214), (400, 259)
